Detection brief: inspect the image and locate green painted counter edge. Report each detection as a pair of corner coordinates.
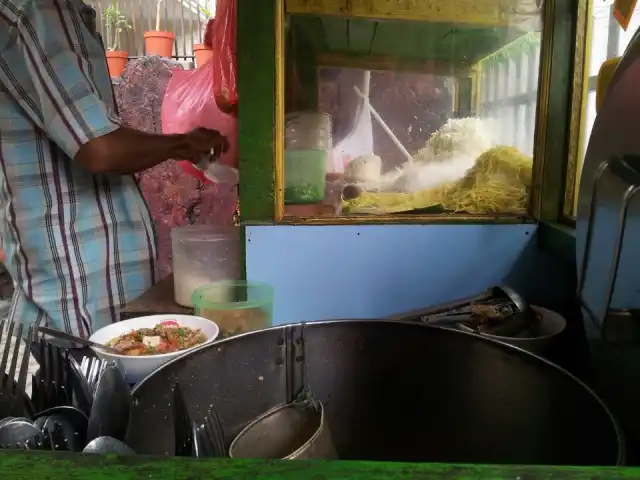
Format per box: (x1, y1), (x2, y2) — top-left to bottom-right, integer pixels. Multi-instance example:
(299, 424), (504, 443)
(538, 221), (576, 266)
(1, 452), (638, 480)
(237, 0), (276, 222)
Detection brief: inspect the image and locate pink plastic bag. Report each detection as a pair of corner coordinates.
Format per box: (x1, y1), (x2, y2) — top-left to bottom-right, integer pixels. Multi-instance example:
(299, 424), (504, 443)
(161, 61), (238, 225)
(161, 62), (238, 169)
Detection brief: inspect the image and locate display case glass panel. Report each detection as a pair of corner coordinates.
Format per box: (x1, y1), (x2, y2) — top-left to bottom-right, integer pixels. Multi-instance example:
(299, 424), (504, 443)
(278, 1), (545, 221)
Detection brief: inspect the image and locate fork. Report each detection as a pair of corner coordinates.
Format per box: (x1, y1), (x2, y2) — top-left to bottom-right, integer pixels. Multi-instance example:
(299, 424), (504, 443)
(80, 357), (109, 395)
(66, 355), (93, 417)
(198, 404), (226, 458)
(0, 321), (34, 418)
(31, 339), (73, 413)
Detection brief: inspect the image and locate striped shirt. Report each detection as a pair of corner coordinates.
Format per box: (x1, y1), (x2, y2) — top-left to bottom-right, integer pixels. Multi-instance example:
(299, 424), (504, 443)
(0, 0), (157, 338)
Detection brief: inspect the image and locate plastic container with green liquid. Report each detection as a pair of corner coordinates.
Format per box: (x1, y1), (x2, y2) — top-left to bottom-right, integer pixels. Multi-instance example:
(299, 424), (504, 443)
(284, 149), (327, 204)
(192, 280), (274, 338)
(284, 112), (331, 205)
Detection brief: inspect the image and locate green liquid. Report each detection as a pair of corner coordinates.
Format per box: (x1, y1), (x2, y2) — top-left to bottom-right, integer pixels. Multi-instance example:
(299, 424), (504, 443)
(284, 149), (326, 204)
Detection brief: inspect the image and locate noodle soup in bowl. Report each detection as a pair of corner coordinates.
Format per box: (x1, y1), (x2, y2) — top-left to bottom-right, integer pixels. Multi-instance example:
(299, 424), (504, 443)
(89, 314), (220, 384)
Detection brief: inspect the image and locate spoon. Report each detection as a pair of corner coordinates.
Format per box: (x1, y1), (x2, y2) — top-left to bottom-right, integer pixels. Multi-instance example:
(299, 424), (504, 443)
(0, 417), (33, 434)
(34, 406), (88, 451)
(37, 327), (121, 355)
(83, 436), (135, 455)
(0, 417), (32, 428)
(0, 421), (42, 446)
(43, 414), (84, 452)
(86, 366), (131, 443)
(3, 417), (33, 426)
(34, 405), (89, 423)
(192, 421), (201, 458)
(81, 357), (111, 395)
(0, 418), (15, 429)
(68, 356), (93, 416)
(33, 416), (48, 431)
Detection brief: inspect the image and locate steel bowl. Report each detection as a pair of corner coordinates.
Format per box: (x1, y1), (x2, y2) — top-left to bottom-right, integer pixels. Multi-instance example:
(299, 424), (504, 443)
(127, 320), (624, 465)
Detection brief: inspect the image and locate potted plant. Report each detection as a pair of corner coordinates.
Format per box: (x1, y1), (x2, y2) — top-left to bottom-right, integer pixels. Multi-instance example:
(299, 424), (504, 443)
(103, 4), (131, 77)
(144, 0), (175, 58)
(193, 5), (213, 68)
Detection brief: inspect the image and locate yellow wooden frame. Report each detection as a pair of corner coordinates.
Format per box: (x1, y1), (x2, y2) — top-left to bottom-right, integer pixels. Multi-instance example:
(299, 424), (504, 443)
(527, 0), (554, 220)
(285, 0), (536, 28)
(563, 0), (591, 219)
(274, 0), (286, 222)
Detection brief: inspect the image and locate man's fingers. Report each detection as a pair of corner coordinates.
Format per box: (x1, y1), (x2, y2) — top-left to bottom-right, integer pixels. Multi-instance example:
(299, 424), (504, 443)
(222, 137), (229, 153)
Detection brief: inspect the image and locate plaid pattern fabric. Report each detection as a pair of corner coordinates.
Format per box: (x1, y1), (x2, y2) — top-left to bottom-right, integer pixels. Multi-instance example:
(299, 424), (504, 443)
(0, 0), (156, 338)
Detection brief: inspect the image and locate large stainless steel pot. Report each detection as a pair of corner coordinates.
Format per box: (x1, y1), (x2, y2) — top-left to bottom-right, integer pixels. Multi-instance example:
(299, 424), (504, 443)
(127, 320), (624, 465)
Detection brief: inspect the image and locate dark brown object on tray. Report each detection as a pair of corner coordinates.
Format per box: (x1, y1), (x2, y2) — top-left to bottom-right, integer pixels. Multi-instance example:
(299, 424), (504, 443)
(342, 185), (362, 200)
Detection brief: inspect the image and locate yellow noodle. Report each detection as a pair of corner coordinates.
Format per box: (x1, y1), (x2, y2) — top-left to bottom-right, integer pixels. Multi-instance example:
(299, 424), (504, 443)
(342, 146), (533, 215)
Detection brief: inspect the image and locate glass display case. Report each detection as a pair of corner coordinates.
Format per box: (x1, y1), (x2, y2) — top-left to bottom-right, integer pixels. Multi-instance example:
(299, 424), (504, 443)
(275, 0), (551, 222)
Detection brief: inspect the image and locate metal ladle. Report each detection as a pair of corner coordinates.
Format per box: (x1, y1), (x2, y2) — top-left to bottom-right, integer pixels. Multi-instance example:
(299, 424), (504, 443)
(37, 327), (121, 355)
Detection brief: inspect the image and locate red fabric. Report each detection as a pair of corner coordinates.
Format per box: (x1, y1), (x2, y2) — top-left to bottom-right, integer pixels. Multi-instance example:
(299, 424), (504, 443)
(212, 0), (237, 115)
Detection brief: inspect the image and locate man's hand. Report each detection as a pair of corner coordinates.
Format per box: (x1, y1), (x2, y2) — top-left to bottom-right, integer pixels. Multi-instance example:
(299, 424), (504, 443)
(0, 249), (5, 263)
(184, 128), (229, 160)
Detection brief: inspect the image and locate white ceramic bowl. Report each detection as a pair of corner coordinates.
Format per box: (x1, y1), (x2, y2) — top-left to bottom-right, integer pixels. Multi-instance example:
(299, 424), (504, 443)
(89, 314), (219, 384)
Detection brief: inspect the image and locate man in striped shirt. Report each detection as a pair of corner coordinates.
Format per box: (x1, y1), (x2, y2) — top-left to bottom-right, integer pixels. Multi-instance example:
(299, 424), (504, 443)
(0, 0), (227, 337)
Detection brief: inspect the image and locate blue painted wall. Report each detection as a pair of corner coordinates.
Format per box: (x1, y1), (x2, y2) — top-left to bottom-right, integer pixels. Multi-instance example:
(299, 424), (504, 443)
(245, 224), (574, 325)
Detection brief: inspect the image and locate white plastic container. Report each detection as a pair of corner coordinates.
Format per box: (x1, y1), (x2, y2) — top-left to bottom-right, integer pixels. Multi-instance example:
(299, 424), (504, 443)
(171, 225), (241, 307)
(285, 112), (333, 150)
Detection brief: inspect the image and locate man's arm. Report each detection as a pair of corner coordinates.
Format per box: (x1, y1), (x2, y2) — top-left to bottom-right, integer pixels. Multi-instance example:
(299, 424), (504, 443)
(75, 127), (226, 175)
(2, 0), (225, 175)
(75, 129), (190, 175)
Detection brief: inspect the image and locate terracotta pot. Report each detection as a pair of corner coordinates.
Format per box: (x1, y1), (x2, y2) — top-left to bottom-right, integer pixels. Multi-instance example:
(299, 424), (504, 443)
(144, 31), (175, 57)
(193, 44), (213, 68)
(105, 50), (128, 77)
